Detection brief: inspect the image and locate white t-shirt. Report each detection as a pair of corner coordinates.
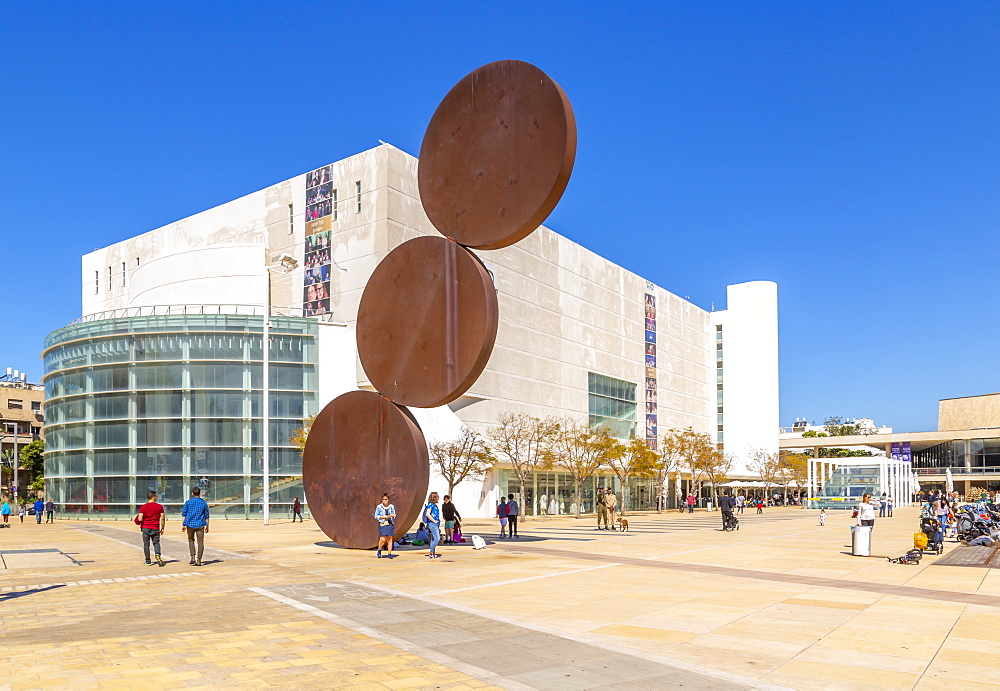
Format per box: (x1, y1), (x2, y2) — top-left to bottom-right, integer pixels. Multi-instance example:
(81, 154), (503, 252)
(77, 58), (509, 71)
(857, 500), (877, 521)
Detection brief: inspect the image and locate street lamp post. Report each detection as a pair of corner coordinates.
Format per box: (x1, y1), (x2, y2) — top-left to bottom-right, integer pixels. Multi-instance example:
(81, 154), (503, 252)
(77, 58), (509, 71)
(262, 254), (298, 525)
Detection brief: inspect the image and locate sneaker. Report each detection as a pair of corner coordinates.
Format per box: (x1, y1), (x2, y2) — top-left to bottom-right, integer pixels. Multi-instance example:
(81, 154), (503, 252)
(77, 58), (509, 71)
(195, 561), (202, 567)
(144, 561), (153, 566)
(155, 555), (164, 567)
(377, 552), (382, 558)
(190, 559), (196, 565)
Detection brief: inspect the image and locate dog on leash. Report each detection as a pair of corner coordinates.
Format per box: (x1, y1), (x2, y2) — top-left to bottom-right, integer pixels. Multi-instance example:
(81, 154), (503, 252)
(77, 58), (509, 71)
(616, 516), (629, 532)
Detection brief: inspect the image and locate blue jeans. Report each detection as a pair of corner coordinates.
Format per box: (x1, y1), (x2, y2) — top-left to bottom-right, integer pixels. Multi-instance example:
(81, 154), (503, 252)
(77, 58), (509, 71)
(428, 523), (440, 554)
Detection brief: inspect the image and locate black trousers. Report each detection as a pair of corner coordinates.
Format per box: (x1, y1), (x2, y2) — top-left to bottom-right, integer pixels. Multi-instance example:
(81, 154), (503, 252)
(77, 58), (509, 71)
(141, 528), (162, 561)
(722, 510), (733, 529)
(508, 514), (518, 536)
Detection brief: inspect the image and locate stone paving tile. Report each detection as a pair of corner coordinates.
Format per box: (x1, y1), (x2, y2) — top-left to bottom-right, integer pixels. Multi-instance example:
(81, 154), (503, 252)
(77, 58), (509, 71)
(3, 507), (999, 688)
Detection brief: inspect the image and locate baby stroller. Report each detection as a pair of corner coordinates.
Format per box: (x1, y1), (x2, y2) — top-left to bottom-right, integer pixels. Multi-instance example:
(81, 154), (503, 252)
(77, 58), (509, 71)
(919, 516), (944, 555)
(723, 513), (740, 532)
(956, 507), (991, 544)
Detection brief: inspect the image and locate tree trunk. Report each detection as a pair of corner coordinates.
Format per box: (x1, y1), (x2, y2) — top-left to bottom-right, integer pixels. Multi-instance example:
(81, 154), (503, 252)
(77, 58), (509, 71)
(519, 477), (528, 522)
(621, 474), (629, 516)
(448, 481), (455, 498)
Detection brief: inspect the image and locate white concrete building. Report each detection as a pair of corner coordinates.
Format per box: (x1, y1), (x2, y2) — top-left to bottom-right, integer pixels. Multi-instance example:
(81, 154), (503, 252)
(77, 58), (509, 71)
(47, 144), (779, 518)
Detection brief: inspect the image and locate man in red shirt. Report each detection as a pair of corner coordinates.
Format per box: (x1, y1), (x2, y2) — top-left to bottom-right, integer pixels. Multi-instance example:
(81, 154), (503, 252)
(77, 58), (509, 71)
(136, 490), (166, 566)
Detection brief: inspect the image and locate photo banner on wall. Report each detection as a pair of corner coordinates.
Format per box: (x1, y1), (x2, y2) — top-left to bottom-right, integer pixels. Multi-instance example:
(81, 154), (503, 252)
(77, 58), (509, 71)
(644, 286), (657, 448)
(303, 165), (333, 316)
(901, 442), (911, 463)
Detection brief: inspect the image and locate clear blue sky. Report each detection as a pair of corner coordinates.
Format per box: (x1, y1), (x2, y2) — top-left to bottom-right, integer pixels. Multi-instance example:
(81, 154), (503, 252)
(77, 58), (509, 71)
(2, 2), (998, 432)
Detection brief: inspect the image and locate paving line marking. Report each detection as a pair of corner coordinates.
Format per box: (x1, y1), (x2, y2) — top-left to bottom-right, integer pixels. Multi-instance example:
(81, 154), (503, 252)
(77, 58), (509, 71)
(249, 586), (534, 691)
(430, 562), (619, 596)
(354, 581), (788, 691)
(69, 523), (252, 559)
(0, 571), (201, 593)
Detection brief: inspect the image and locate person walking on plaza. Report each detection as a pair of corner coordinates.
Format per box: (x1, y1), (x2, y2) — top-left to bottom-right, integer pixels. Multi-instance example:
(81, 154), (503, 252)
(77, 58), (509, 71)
(374, 493), (396, 559)
(135, 490), (166, 566)
(605, 487), (618, 530)
(856, 492), (878, 531)
(442, 494), (461, 544)
(45, 499), (54, 523)
(755, 497), (764, 514)
(292, 496), (303, 522)
(878, 493), (887, 518)
(736, 493), (746, 515)
(33, 498), (44, 524)
(496, 496), (509, 539)
(818, 508), (827, 526)
(181, 487), (210, 566)
(18, 503), (26, 523)
(424, 492), (442, 558)
(506, 493), (519, 538)
(886, 495), (894, 517)
(596, 487), (609, 529)
(686, 493), (696, 513)
(1, 499), (10, 525)
(719, 489), (736, 530)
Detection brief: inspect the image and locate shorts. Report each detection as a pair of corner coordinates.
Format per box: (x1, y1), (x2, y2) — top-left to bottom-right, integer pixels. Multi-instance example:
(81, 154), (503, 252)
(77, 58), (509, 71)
(499, 517), (509, 526)
(378, 524), (395, 537)
(445, 520), (455, 529)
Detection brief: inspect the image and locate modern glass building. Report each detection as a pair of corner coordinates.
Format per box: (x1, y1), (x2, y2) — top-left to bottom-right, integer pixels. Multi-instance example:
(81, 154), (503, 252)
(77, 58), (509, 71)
(43, 312), (318, 516)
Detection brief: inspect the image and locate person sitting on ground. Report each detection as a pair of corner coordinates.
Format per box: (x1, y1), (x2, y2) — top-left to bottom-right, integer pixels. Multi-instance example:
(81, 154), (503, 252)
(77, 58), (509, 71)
(414, 522), (430, 543)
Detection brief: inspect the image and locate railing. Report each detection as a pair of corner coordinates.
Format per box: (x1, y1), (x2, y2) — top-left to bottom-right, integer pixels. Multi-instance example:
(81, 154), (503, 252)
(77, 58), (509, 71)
(70, 304), (339, 325)
(915, 467), (1000, 475)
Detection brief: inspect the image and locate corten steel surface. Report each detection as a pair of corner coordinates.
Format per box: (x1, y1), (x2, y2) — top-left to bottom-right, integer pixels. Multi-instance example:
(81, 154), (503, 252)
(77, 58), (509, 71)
(356, 236), (499, 408)
(418, 60), (577, 250)
(302, 390), (429, 550)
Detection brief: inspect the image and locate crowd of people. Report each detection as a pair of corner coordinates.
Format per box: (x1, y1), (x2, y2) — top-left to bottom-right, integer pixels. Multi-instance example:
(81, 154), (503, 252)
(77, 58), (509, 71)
(0, 497), (55, 525)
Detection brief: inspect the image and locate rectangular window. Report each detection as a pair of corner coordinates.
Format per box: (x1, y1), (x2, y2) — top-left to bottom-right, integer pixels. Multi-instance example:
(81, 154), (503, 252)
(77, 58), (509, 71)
(356, 180), (362, 213)
(8, 399), (22, 409)
(121, 262), (126, 286)
(288, 204), (294, 234)
(587, 372), (637, 439)
(95, 270), (99, 294)
(716, 324), (722, 331)
(107, 266), (112, 291)
(31, 400), (41, 412)
(332, 189), (338, 220)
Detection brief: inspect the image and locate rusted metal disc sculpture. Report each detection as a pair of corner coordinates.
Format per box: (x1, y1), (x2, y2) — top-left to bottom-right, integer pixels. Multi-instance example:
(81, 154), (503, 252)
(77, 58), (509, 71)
(304, 59), (575, 549)
(356, 236), (499, 408)
(303, 391), (429, 547)
(418, 60), (577, 250)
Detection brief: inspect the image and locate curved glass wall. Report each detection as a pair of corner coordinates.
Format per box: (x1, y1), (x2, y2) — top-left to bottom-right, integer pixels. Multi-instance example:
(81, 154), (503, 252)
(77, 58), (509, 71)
(43, 314), (318, 517)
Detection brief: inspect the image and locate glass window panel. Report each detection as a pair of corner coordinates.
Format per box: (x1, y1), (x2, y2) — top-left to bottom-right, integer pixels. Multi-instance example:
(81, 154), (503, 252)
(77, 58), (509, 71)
(137, 475), (185, 506)
(270, 391), (306, 418)
(93, 421), (129, 448)
(93, 478), (130, 505)
(191, 391), (258, 417)
(189, 363), (249, 389)
(134, 364), (183, 390)
(137, 448), (184, 475)
(91, 365), (130, 393)
(191, 419), (246, 446)
(136, 420), (183, 446)
(196, 475), (247, 513)
(192, 448), (245, 474)
(136, 391), (183, 417)
(92, 393), (130, 420)
(94, 450), (130, 475)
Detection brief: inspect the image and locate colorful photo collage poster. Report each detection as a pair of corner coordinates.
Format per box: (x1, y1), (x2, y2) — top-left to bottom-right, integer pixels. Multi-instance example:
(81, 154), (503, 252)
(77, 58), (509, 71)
(644, 287), (657, 449)
(303, 164), (333, 316)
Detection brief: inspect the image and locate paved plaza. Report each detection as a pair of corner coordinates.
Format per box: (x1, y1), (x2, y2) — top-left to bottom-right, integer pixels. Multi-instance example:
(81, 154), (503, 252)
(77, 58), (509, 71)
(2, 506), (999, 689)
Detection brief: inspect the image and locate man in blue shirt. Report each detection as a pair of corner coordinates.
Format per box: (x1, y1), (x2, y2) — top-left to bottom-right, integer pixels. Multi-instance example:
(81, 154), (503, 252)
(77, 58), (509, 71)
(181, 487), (210, 566)
(33, 498), (44, 524)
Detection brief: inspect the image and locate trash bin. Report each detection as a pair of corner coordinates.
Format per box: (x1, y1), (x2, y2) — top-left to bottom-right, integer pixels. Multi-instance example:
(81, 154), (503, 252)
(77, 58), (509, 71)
(705, 501), (714, 512)
(851, 525), (872, 556)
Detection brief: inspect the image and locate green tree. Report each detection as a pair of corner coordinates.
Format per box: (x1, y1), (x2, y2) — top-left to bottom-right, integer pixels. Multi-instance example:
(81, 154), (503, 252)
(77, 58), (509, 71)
(606, 436), (657, 515)
(801, 430), (828, 438)
(20, 439), (45, 492)
(289, 414), (317, 453)
(550, 419), (614, 517)
(429, 427), (494, 497)
(488, 412), (558, 522)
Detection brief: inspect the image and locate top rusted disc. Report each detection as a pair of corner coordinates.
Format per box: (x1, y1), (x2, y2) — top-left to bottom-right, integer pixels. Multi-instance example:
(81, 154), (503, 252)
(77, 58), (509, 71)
(303, 390), (429, 550)
(356, 235), (499, 408)
(418, 60), (576, 250)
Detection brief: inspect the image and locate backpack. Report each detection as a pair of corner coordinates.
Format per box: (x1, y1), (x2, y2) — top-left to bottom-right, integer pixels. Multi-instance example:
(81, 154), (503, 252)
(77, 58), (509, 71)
(497, 503), (508, 518)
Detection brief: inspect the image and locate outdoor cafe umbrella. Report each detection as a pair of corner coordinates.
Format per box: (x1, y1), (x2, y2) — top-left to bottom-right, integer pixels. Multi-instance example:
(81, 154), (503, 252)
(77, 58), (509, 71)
(946, 467), (954, 494)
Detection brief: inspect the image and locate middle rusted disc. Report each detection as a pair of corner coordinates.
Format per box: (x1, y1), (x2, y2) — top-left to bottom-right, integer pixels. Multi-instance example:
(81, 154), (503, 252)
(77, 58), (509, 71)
(357, 235), (499, 408)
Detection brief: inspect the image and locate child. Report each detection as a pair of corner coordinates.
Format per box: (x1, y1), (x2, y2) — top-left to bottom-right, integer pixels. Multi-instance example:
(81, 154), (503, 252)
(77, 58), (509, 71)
(414, 522), (430, 543)
(818, 508), (826, 526)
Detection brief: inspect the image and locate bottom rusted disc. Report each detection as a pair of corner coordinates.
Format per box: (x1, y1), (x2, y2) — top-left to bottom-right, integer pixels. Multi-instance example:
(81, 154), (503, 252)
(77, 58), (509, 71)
(303, 390), (429, 549)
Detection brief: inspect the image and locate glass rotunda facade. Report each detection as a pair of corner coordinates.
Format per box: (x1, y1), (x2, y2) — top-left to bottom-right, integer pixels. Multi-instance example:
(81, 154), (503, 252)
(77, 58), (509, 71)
(43, 314), (318, 517)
